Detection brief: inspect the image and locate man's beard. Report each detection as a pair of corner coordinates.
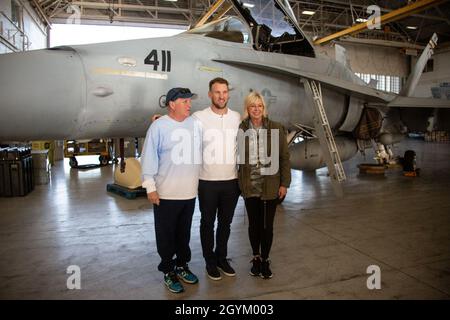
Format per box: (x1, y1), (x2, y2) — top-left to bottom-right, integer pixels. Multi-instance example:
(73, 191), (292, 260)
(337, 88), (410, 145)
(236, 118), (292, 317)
(212, 100), (227, 109)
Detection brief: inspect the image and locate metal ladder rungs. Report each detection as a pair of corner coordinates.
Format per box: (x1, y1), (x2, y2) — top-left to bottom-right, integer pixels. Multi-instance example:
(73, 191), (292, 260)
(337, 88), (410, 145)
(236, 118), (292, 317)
(306, 80), (346, 183)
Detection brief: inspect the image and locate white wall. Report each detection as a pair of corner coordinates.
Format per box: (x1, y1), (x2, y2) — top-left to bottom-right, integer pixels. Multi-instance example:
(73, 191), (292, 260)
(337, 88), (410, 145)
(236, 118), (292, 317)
(0, 0), (48, 54)
(316, 42), (409, 77)
(412, 45), (450, 98)
(21, 0), (47, 50)
(0, 0), (13, 53)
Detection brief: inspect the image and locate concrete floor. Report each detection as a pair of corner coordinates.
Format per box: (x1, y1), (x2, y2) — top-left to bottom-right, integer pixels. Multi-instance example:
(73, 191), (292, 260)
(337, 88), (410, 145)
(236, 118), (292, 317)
(0, 138), (449, 300)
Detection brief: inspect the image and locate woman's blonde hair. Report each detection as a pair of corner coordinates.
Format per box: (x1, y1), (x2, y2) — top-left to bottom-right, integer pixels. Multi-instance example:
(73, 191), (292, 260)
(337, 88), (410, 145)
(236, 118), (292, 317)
(243, 91), (267, 120)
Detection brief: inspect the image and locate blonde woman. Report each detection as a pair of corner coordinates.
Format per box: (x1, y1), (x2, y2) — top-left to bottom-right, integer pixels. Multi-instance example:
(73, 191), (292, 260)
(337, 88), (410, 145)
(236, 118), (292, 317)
(237, 91), (291, 279)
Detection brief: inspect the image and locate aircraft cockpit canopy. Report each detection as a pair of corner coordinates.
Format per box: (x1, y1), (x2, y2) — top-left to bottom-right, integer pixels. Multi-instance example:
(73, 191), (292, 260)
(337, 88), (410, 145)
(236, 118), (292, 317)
(234, 0), (316, 57)
(190, 0), (316, 58)
(187, 16), (251, 44)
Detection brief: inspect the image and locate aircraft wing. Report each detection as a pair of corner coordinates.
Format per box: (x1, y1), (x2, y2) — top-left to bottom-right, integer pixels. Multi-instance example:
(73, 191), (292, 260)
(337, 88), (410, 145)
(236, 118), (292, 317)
(213, 58), (395, 103)
(387, 96), (450, 108)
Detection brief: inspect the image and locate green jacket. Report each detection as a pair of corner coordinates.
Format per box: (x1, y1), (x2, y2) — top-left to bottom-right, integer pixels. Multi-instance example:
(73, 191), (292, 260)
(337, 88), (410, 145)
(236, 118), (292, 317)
(238, 117), (291, 200)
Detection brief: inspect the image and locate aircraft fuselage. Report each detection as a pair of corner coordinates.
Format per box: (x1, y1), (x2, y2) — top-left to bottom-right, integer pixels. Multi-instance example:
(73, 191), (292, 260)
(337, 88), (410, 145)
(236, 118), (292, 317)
(0, 33), (359, 141)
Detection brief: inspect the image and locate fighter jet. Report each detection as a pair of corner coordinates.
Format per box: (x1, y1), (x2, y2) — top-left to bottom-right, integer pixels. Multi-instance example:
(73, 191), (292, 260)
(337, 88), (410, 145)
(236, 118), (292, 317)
(1, 0), (449, 193)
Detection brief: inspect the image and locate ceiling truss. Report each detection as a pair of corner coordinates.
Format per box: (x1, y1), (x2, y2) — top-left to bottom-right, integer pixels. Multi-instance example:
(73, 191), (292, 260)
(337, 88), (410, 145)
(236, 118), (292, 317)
(29, 0), (450, 45)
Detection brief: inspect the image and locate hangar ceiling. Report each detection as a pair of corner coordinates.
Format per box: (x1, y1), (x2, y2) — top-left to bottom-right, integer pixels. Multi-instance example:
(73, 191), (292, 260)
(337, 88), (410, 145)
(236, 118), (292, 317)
(31, 0), (204, 26)
(31, 0), (450, 46)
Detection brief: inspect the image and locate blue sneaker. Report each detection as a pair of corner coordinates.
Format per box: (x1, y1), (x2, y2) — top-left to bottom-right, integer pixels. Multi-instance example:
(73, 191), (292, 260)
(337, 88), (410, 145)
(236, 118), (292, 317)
(175, 265), (199, 284)
(164, 271), (184, 293)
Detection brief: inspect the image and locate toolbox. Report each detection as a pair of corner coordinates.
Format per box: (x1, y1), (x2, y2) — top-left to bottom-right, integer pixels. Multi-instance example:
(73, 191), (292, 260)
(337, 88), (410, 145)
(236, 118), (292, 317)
(0, 147), (34, 197)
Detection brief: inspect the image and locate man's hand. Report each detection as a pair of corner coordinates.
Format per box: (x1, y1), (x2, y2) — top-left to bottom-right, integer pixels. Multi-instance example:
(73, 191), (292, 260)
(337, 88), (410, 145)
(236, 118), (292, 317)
(148, 191), (160, 206)
(151, 114), (162, 123)
(278, 186), (287, 199)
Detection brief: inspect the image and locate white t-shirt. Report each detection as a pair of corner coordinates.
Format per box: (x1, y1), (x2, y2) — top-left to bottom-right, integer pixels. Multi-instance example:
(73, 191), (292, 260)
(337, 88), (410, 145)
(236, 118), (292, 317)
(192, 107), (241, 181)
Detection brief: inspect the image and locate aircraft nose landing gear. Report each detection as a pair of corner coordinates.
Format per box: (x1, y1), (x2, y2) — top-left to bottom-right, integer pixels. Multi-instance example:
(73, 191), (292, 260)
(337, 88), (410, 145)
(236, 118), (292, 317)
(99, 155), (110, 166)
(69, 157), (78, 168)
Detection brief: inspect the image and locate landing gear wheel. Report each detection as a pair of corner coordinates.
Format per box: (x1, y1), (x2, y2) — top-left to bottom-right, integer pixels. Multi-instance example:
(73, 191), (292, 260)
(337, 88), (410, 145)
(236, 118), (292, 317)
(69, 157), (78, 168)
(99, 155), (109, 166)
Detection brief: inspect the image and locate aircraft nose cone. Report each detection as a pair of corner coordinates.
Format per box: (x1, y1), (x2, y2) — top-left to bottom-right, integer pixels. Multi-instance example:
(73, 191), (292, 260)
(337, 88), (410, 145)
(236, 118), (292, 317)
(0, 48), (85, 140)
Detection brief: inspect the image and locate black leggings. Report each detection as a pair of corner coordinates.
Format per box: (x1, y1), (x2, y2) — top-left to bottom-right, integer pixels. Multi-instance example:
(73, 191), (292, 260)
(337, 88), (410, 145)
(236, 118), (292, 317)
(244, 197), (278, 260)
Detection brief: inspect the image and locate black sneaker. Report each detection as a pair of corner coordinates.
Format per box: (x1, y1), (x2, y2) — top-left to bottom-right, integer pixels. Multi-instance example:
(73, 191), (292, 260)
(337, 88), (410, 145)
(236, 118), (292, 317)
(217, 258), (236, 277)
(260, 259), (273, 279)
(206, 264), (222, 281)
(249, 256), (261, 276)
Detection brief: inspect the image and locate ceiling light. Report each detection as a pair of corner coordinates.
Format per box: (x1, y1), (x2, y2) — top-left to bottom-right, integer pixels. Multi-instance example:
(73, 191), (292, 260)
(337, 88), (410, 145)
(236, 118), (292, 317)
(243, 3), (255, 8)
(406, 26), (417, 30)
(356, 18), (367, 23)
(302, 10), (315, 15)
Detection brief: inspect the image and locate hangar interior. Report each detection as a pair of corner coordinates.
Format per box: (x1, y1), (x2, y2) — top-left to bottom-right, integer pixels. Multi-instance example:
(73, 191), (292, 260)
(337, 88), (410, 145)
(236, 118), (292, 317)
(0, 0), (450, 299)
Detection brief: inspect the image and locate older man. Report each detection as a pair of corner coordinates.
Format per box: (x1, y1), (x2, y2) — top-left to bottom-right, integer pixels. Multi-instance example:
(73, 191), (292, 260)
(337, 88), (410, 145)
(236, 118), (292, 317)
(141, 87), (201, 293)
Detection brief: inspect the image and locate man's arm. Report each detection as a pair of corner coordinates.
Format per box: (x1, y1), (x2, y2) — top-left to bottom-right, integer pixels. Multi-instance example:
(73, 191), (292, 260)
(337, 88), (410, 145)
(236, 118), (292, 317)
(141, 123), (160, 205)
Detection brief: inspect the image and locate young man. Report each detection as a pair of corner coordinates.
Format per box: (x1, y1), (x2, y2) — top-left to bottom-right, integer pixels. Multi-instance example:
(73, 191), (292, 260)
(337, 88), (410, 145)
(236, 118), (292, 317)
(141, 87), (202, 293)
(192, 78), (241, 280)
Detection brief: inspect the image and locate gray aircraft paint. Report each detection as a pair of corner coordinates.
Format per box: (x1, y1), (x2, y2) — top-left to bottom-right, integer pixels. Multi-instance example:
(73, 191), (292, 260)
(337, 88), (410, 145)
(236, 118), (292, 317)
(0, 34), (356, 140)
(0, 0), (448, 171)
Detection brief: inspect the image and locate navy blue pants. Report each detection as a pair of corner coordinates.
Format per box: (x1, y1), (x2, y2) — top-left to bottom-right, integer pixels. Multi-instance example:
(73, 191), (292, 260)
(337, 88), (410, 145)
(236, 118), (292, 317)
(198, 179), (240, 266)
(153, 198), (196, 274)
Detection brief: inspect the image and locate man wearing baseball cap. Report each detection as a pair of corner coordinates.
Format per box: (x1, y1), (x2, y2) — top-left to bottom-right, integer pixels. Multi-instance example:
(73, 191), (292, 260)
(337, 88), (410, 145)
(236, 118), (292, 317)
(141, 87), (202, 293)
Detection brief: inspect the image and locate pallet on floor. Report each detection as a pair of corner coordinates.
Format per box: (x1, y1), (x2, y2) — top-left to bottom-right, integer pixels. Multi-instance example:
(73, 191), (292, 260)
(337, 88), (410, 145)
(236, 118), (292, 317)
(357, 163), (386, 175)
(106, 183), (147, 199)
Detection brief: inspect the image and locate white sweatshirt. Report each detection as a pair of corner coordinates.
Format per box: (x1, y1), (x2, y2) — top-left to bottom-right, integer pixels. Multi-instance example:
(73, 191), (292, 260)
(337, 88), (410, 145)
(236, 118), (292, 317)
(192, 107), (241, 181)
(141, 115), (202, 200)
